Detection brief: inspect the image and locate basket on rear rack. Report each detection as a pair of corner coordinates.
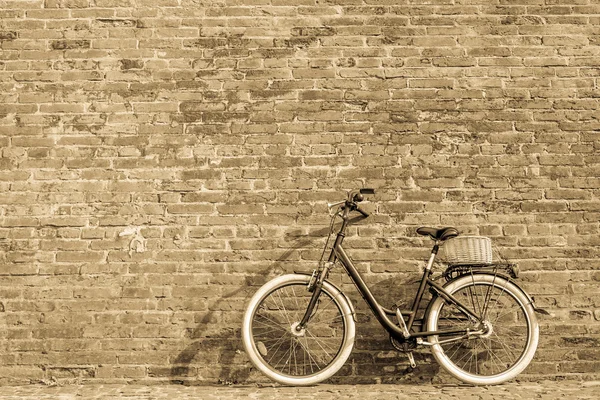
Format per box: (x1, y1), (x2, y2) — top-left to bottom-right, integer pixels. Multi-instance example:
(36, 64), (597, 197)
(441, 236), (519, 280)
(442, 236), (493, 266)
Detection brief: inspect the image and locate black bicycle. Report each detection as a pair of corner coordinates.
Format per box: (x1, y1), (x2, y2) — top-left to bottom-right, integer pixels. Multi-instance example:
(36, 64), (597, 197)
(242, 189), (540, 385)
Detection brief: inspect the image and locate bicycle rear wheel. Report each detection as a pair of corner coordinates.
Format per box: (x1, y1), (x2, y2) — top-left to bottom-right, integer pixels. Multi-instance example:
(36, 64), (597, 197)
(242, 274), (355, 386)
(426, 273), (539, 385)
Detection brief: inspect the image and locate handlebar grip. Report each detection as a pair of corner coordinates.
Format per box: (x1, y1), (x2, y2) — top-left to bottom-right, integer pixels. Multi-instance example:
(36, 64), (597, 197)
(360, 188), (375, 195)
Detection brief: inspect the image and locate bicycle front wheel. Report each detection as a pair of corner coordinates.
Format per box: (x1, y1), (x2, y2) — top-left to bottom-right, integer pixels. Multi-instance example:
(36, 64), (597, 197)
(242, 274), (355, 386)
(426, 273), (539, 385)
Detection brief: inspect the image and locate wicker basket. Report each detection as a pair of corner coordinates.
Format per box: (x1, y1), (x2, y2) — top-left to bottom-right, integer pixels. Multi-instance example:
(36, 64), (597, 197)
(442, 236), (493, 265)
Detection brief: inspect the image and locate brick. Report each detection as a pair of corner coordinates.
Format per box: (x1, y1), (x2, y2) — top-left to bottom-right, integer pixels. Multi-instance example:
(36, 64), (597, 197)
(55, 251), (105, 263)
(97, 365), (146, 379)
(50, 39), (91, 50)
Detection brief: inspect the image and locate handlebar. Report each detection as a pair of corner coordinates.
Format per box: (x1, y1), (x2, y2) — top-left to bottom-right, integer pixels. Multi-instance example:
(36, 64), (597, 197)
(328, 188), (376, 218)
(348, 188), (375, 204)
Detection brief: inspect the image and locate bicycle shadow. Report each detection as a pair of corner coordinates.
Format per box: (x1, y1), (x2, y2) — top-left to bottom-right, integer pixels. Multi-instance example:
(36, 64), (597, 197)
(168, 265), (276, 385)
(168, 226), (328, 385)
(169, 217), (440, 384)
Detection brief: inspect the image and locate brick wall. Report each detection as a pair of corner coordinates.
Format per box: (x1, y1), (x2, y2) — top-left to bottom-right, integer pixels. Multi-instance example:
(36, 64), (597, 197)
(1, 0), (599, 385)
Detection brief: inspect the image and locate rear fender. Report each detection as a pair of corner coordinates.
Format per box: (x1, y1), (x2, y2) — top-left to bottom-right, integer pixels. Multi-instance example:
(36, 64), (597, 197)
(422, 272), (547, 331)
(451, 271), (551, 316)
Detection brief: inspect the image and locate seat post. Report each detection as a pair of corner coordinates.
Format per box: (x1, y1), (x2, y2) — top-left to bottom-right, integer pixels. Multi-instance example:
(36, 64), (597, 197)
(425, 241), (440, 271)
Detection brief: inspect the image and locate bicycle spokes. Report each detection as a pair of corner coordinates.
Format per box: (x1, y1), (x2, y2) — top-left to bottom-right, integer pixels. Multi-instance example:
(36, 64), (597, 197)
(250, 283), (346, 377)
(433, 279), (532, 378)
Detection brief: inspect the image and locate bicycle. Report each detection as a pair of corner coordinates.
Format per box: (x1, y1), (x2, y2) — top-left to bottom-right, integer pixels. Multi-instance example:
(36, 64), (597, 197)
(242, 189), (541, 386)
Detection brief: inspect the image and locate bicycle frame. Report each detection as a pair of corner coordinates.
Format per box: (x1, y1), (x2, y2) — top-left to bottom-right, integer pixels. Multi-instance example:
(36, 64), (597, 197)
(298, 203), (482, 344)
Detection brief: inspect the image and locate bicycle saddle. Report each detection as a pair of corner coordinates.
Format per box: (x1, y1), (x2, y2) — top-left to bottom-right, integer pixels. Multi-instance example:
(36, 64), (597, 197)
(416, 227), (459, 241)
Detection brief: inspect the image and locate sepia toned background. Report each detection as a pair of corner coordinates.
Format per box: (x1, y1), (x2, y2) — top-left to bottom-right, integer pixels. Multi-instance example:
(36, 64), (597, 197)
(0, 0), (599, 385)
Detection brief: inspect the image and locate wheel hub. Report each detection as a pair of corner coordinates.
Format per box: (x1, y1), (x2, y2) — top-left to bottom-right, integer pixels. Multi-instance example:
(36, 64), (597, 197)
(291, 322), (306, 337)
(479, 320), (493, 339)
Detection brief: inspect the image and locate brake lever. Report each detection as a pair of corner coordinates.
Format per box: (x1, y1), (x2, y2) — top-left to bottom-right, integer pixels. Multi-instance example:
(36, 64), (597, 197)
(327, 200), (345, 209)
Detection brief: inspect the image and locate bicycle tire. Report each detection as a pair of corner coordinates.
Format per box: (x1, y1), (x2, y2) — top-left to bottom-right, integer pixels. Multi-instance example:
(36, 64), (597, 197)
(242, 274), (355, 386)
(426, 273), (539, 385)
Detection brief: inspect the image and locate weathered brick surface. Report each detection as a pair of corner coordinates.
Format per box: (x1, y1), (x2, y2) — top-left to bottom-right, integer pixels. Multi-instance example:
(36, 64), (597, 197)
(0, 0), (599, 385)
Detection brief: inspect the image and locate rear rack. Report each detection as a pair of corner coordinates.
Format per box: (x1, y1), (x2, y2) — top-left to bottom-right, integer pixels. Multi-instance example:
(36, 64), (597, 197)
(442, 263), (520, 281)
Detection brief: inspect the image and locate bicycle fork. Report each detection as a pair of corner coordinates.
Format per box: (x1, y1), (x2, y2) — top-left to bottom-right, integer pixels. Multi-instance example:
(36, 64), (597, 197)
(296, 262), (333, 331)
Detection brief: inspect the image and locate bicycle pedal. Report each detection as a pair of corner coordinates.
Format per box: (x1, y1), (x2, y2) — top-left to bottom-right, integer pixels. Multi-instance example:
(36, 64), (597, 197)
(406, 351), (416, 369)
